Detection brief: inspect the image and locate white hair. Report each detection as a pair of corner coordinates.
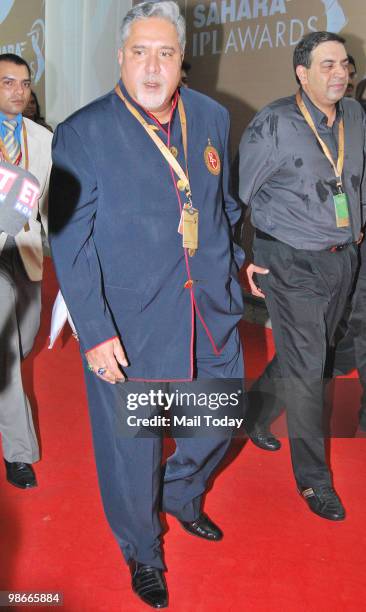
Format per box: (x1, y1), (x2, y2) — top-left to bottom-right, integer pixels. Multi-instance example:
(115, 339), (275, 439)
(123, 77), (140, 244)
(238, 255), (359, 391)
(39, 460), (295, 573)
(120, 1), (186, 53)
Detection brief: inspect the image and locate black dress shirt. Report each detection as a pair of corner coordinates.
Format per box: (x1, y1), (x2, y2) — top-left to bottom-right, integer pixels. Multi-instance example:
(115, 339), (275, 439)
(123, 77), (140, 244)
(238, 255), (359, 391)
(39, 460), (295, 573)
(239, 90), (366, 250)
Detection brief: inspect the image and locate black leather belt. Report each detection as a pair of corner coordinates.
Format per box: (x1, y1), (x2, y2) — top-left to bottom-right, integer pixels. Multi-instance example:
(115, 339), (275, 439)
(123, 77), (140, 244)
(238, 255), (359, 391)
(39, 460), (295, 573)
(255, 229), (355, 253)
(328, 242), (355, 252)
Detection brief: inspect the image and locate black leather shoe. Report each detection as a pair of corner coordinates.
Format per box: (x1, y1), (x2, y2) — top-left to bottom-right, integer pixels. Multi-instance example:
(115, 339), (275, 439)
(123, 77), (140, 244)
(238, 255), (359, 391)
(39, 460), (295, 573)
(4, 460), (37, 489)
(299, 486), (345, 521)
(179, 512), (223, 541)
(131, 562), (168, 609)
(249, 428), (281, 451)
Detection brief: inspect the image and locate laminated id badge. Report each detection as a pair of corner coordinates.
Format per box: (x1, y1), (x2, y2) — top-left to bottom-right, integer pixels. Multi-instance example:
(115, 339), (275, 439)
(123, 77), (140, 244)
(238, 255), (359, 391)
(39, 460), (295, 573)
(182, 204), (199, 251)
(333, 192), (350, 228)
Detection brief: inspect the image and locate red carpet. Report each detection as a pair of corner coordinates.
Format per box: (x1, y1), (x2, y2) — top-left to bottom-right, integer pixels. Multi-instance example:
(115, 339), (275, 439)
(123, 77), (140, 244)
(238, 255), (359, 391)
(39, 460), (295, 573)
(0, 258), (365, 611)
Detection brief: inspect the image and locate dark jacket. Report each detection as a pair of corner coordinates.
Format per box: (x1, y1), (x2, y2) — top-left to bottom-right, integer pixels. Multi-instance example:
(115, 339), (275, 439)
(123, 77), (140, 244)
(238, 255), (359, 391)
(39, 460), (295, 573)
(49, 83), (244, 380)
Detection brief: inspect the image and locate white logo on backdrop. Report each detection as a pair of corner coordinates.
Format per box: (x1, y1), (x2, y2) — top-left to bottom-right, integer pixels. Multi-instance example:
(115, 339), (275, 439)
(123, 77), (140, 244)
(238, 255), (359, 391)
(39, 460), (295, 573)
(0, 9), (45, 85)
(321, 0), (347, 32)
(27, 18), (45, 83)
(191, 0), (348, 57)
(0, 0), (15, 25)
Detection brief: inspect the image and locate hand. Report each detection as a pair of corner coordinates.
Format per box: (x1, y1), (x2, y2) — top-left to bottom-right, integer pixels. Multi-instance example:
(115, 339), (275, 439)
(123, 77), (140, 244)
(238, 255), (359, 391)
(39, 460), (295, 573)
(86, 337), (128, 384)
(246, 263), (269, 298)
(357, 232), (364, 245)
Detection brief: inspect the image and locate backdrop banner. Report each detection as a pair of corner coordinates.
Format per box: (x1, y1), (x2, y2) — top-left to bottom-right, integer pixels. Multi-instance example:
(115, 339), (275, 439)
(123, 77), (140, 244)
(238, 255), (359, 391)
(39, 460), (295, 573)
(180, 0), (366, 157)
(0, 0), (45, 113)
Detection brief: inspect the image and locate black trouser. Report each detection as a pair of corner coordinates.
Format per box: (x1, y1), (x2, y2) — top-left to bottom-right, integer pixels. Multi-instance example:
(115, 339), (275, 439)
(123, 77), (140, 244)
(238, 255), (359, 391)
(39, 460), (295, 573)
(247, 235), (358, 488)
(333, 240), (366, 411)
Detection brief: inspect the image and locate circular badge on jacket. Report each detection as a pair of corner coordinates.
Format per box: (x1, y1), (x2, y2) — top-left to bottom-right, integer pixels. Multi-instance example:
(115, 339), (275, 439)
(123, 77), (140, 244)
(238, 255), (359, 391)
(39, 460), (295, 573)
(204, 145), (221, 175)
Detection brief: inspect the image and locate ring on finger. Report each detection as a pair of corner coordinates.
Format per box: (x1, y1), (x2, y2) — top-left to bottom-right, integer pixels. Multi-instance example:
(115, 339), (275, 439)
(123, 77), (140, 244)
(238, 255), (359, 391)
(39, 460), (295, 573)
(97, 367), (108, 376)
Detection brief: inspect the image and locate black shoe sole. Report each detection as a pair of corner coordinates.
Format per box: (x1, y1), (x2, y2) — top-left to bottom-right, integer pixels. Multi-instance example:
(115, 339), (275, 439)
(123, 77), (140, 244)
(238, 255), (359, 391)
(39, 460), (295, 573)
(132, 583), (168, 609)
(132, 589), (168, 609)
(6, 477), (37, 489)
(305, 505), (345, 521)
(250, 437), (281, 452)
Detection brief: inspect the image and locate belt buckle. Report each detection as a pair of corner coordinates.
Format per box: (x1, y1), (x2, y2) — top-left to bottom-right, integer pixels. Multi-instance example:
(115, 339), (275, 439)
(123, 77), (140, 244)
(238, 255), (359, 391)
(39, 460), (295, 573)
(329, 243), (346, 253)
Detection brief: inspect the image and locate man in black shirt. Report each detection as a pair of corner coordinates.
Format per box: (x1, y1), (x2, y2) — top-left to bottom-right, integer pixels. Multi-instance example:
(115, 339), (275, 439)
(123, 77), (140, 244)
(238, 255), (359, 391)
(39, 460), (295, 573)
(239, 31), (366, 521)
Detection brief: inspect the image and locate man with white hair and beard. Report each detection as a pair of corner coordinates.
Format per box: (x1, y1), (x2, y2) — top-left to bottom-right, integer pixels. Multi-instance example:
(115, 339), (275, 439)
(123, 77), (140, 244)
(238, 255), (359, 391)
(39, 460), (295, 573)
(49, 1), (245, 608)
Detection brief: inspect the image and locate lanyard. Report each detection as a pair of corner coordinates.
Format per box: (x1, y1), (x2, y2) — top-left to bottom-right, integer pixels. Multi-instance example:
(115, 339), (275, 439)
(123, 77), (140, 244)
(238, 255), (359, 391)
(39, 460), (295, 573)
(296, 90), (344, 191)
(0, 121), (29, 170)
(114, 84), (192, 204)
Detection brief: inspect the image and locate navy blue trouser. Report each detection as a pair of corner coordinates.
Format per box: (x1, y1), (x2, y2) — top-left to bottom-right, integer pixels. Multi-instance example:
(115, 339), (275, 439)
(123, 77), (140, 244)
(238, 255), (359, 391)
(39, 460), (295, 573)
(83, 322), (244, 569)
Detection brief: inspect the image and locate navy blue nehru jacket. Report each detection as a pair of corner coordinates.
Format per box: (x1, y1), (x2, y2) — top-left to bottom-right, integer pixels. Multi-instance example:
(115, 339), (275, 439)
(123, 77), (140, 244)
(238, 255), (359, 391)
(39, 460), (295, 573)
(239, 92), (366, 250)
(49, 82), (245, 381)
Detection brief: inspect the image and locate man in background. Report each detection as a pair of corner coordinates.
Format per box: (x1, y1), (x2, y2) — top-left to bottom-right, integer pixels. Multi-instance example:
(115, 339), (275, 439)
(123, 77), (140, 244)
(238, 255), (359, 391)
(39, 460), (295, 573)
(0, 54), (52, 489)
(180, 59), (191, 87)
(345, 54), (357, 97)
(332, 239), (366, 431)
(332, 63), (366, 430)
